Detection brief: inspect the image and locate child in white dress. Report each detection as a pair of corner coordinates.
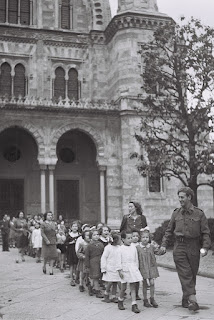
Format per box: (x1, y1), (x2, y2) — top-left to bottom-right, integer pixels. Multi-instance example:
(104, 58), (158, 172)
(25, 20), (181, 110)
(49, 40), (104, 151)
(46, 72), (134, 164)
(31, 223), (42, 262)
(101, 233), (121, 303)
(118, 230), (142, 313)
(132, 229), (141, 300)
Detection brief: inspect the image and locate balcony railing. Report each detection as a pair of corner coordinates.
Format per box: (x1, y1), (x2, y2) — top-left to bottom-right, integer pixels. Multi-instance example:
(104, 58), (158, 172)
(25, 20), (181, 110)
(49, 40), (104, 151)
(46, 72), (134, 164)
(0, 95), (120, 111)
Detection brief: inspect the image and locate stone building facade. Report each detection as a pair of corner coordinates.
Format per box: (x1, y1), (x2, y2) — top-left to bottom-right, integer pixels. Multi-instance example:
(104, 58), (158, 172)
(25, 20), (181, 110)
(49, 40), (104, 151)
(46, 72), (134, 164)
(0, 0), (213, 229)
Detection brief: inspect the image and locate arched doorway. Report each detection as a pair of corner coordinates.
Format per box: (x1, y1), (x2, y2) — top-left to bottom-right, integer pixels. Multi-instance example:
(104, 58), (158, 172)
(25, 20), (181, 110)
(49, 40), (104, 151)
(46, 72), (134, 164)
(0, 127), (39, 219)
(55, 129), (100, 224)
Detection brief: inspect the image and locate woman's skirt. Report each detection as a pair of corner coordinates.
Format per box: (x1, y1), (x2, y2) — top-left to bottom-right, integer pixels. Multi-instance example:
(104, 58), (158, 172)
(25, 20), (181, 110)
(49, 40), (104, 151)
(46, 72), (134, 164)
(42, 243), (58, 260)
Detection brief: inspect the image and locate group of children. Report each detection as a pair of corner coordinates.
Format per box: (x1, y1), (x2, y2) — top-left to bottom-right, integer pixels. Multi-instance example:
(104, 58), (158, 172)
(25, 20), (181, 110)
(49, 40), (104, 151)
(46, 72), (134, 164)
(63, 221), (161, 314)
(25, 216), (161, 314)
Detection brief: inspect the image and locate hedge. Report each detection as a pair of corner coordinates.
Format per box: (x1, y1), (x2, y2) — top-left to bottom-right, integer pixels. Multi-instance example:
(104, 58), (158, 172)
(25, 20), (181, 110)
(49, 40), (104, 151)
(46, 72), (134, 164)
(152, 218), (214, 249)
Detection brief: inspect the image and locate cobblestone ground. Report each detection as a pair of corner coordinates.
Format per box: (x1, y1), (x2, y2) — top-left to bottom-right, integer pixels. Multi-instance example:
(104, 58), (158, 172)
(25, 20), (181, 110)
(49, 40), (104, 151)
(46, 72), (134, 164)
(0, 248), (213, 320)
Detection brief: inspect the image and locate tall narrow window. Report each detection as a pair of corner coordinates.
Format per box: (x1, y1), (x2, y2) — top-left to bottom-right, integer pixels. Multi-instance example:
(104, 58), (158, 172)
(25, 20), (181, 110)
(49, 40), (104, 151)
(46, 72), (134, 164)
(54, 67), (66, 99)
(0, 63), (12, 97)
(0, 0), (6, 23)
(68, 68), (78, 101)
(8, 0), (18, 24)
(20, 0), (30, 25)
(61, 0), (70, 29)
(14, 64), (26, 97)
(148, 150), (161, 193)
(148, 166), (161, 193)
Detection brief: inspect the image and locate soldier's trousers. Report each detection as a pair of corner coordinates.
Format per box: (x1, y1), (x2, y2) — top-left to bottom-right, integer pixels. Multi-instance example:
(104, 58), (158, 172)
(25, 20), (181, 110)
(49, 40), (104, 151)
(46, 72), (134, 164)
(173, 239), (200, 299)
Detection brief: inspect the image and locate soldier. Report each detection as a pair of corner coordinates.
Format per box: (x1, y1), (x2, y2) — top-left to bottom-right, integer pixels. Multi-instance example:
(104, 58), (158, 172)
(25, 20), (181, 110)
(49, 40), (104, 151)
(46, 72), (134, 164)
(159, 187), (211, 312)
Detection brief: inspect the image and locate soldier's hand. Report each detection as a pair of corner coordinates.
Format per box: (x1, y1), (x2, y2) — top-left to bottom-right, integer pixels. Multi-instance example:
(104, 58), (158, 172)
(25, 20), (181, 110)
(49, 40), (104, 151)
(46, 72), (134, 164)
(159, 246), (166, 255)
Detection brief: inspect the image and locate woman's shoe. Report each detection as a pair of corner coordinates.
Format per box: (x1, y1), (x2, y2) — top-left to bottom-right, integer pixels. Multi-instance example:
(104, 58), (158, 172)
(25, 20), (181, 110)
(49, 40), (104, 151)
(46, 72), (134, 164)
(22, 257), (25, 262)
(136, 294), (141, 300)
(15, 259), (19, 263)
(43, 267), (46, 274)
(49, 272), (54, 275)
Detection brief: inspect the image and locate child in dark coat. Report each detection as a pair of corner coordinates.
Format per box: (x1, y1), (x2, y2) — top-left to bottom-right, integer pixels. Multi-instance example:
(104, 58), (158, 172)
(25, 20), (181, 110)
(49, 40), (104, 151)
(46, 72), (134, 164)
(85, 229), (104, 298)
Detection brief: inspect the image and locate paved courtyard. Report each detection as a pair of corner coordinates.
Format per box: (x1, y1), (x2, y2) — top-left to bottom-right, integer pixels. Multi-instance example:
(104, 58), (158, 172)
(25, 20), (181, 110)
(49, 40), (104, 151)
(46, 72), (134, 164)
(0, 249), (213, 320)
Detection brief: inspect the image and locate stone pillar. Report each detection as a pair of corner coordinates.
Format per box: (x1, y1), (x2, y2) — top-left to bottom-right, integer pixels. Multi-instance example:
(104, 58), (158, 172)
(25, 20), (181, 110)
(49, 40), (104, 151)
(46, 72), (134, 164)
(40, 165), (47, 213)
(99, 166), (106, 223)
(48, 165), (55, 214)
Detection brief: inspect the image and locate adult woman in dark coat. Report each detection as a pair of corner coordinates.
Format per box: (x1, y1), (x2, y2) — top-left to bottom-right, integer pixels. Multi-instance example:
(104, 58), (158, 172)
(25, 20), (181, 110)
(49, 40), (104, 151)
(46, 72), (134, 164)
(41, 211), (57, 275)
(13, 211), (29, 263)
(120, 201), (147, 233)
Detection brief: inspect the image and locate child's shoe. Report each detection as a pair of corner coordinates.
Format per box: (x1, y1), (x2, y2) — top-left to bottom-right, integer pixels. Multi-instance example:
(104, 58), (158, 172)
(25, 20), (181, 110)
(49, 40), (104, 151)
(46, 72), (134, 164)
(102, 294), (111, 303)
(79, 285), (85, 292)
(132, 304), (140, 313)
(144, 299), (152, 307)
(70, 280), (76, 286)
(95, 290), (104, 298)
(150, 297), (158, 308)
(88, 284), (94, 296)
(118, 300), (125, 310)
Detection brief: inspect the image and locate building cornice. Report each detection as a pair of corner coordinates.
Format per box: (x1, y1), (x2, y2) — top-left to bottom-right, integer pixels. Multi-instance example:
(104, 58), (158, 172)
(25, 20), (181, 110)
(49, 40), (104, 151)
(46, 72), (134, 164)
(105, 12), (173, 44)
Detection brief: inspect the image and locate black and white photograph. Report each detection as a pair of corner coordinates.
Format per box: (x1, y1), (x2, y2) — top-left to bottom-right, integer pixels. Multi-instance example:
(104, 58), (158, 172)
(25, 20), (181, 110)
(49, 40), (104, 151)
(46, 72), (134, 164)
(0, 1), (214, 319)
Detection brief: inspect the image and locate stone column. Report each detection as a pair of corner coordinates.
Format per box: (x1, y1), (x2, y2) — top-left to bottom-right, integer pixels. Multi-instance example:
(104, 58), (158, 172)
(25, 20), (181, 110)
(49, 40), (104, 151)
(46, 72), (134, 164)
(40, 165), (47, 213)
(48, 165), (55, 214)
(99, 166), (106, 223)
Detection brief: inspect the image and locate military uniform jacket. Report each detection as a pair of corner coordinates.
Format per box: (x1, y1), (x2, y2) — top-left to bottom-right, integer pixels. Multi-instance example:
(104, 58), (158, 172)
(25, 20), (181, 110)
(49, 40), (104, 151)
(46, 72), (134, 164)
(161, 205), (211, 250)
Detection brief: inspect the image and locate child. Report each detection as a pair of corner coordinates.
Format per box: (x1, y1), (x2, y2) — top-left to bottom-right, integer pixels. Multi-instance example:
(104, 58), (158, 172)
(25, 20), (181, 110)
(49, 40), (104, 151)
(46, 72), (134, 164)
(101, 233), (121, 303)
(117, 230), (142, 313)
(136, 227), (159, 308)
(85, 229), (104, 298)
(76, 230), (91, 292)
(31, 222), (42, 262)
(98, 225), (112, 247)
(56, 227), (66, 272)
(132, 229), (141, 300)
(65, 221), (80, 286)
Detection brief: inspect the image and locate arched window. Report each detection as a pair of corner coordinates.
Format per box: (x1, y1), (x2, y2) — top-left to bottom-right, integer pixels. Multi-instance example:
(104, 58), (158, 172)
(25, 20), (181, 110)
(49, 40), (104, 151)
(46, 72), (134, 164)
(0, 0), (6, 23)
(8, 0), (18, 24)
(20, 0), (30, 25)
(68, 68), (78, 101)
(0, 63), (12, 97)
(54, 67), (66, 99)
(14, 64), (26, 97)
(61, 0), (70, 29)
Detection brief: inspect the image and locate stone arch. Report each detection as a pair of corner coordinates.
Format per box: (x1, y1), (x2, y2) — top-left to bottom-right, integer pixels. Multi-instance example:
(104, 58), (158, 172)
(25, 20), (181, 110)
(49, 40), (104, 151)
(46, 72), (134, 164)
(52, 122), (105, 164)
(0, 122), (45, 162)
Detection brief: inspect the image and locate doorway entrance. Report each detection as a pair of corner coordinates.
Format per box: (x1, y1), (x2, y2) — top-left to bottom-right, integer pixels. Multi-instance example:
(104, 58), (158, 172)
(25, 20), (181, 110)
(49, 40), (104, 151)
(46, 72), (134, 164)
(0, 179), (24, 219)
(57, 180), (79, 221)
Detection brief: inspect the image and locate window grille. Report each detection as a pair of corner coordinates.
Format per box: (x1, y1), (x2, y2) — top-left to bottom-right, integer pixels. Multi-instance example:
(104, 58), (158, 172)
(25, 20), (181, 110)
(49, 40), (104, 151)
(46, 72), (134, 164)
(14, 64), (26, 97)
(61, 0), (70, 29)
(68, 68), (78, 101)
(54, 67), (66, 99)
(0, 62), (12, 97)
(20, 0), (30, 25)
(0, 0), (6, 23)
(8, 0), (18, 24)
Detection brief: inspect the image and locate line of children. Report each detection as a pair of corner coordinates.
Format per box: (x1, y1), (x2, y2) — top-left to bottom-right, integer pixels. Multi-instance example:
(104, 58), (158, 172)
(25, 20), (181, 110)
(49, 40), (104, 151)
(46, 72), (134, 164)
(67, 223), (161, 314)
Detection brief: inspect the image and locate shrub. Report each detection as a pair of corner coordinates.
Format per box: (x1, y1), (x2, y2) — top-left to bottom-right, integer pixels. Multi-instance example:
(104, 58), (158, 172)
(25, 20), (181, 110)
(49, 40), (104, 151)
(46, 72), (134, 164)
(153, 218), (214, 249)
(152, 220), (175, 249)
